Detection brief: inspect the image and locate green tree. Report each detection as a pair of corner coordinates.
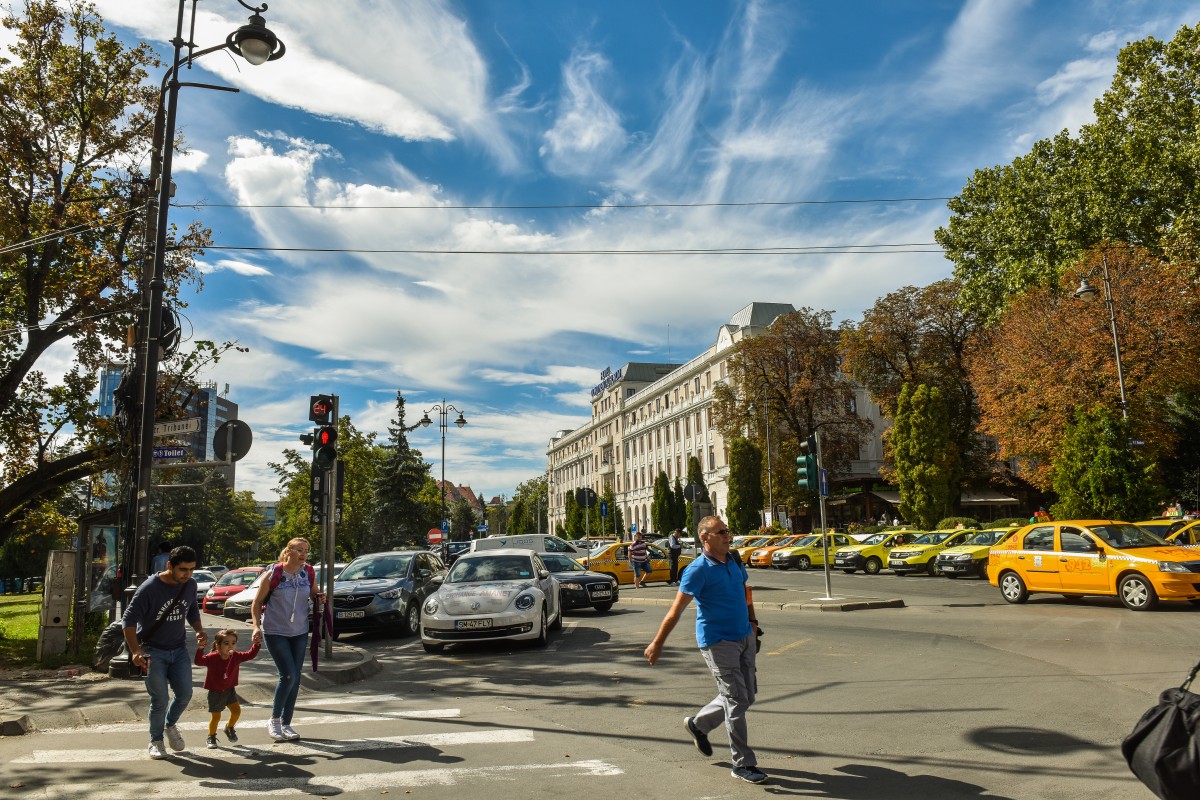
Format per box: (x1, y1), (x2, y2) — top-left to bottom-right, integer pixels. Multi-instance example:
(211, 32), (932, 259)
(599, 484), (624, 539)
(893, 384), (957, 531)
(563, 489), (580, 537)
(149, 470), (261, 566)
(372, 392), (432, 545)
(684, 456), (709, 534)
(726, 438), (764, 535)
(1051, 405), (1162, 520)
(0, 1), (214, 543)
(672, 477), (686, 531)
(1160, 393), (1200, 511)
(650, 471), (672, 536)
(450, 498), (475, 540)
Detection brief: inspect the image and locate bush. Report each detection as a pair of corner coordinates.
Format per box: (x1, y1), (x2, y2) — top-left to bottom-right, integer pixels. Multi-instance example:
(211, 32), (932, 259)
(848, 523), (886, 535)
(935, 516), (981, 530)
(989, 517), (1027, 527)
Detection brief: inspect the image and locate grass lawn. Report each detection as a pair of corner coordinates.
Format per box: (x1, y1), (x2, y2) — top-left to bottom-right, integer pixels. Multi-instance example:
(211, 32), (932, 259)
(0, 593), (100, 669)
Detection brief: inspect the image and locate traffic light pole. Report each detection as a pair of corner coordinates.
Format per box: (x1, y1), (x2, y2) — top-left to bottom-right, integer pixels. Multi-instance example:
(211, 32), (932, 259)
(815, 437), (835, 601)
(323, 396), (338, 659)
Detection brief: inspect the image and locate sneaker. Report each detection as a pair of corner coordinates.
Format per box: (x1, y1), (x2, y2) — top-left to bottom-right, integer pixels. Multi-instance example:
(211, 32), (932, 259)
(224, 726), (238, 743)
(147, 740), (168, 759)
(281, 724), (300, 741)
(732, 766), (768, 784)
(267, 718), (286, 742)
(206, 734), (218, 749)
(164, 724), (185, 751)
(685, 716), (713, 757)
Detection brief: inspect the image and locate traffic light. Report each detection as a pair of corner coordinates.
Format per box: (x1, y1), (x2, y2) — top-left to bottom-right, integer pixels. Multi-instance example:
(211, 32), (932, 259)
(313, 425), (338, 470)
(796, 434), (818, 491)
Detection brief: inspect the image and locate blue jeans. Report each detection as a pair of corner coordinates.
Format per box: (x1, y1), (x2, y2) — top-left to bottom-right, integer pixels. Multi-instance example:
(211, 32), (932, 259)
(144, 644), (194, 743)
(265, 633), (308, 723)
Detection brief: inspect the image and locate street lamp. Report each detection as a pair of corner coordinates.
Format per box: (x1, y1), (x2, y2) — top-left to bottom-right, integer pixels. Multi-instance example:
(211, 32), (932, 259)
(419, 401), (467, 544)
(128, 0), (285, 594)
(1073, 253), (1128, 419)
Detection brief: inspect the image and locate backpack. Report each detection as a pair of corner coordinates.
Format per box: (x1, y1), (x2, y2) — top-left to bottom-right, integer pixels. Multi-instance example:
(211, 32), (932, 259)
(263, 563), (315, 607)
(92, 620), (127, 673)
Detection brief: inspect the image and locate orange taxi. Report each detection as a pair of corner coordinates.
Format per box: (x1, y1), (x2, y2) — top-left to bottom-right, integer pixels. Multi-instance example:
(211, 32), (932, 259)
(748, 535), (809, 568)
(732, 535), (790, 562)
(988, 520), (1200, 610)
(1165, 520), (1200, 547)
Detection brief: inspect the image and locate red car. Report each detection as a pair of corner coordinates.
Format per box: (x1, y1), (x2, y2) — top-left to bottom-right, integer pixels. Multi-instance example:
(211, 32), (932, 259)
(202, 567), (265, 615)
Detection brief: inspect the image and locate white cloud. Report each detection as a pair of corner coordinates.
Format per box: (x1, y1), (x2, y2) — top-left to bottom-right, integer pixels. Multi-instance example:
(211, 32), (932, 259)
(172, 149), (210, 173)
(921, 0), (1035, 107)
(202, 259), (272, 276)
(540, 49), (627, 176)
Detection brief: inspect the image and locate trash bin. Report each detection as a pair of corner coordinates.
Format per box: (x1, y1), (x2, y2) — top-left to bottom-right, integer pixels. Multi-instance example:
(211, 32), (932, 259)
(13, 577), (22, 592)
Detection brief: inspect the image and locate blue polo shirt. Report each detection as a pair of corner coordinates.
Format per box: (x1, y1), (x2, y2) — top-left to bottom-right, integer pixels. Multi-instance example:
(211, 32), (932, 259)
(678, 551), (752, 648)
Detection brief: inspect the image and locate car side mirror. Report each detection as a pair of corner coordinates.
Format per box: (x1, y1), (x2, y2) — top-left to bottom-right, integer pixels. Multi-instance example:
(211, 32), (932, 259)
(538, 569), (550, 579)
(417, 568), (432, 580)
(430, 574), (444, 585)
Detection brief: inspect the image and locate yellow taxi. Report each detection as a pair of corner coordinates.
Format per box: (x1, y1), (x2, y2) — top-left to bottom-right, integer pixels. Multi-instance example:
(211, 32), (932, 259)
(771, 532), (855, 570)
(988, 520), (1200, 610)
(732, 535), (789, 562)
(935, 528), (1018, 579)
(1166, 520), (1200, 547)
(832, 531), (921, 575)
(748, 535), (809, 567)
(887, 529), (977, 576)
(1134, 519), (1190, 540)
(585, 541), (694, 586)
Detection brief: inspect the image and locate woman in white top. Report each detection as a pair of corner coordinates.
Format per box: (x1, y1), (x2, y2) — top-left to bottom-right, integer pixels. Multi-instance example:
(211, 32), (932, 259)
(251, 538), (322, 742)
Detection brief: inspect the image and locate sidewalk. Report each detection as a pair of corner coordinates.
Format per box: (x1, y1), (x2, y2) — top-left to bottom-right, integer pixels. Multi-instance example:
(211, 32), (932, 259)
(0, 618), (379, 736)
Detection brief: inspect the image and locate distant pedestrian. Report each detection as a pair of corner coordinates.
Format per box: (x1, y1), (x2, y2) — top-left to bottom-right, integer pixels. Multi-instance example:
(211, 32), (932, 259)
(629, 532), (652, 588)
(122, 545), (208, 759)
(252, 538), (323, 742)
(644, 516), (766, 784)
(891, 517), (899, 527)
(195, 628), (260, 748)
(150, 541), (171, 574)
(667, 529), (684, 585)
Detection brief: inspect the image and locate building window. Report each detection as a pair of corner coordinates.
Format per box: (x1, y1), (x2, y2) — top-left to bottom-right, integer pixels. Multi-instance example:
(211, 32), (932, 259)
(694, 377), (701, 393)
(708, 446), (715, 471)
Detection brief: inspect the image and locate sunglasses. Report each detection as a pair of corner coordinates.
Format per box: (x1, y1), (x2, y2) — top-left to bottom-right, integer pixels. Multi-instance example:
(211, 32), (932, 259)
(707, 529), (732, 536)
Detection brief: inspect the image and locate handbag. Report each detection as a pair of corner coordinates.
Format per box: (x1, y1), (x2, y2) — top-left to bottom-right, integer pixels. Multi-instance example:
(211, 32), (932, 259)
(1121, 657), (1200, 800)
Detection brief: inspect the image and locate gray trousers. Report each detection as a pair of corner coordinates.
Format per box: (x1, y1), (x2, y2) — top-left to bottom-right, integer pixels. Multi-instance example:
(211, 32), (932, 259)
(694, 632), (758, 767)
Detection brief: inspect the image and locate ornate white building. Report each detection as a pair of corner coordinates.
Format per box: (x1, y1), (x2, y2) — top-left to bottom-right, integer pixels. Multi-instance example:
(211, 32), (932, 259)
(546, 302), (889, 536)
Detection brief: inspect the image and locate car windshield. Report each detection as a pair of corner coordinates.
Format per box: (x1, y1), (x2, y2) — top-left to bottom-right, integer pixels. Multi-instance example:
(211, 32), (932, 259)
(193, 571), (216, 583)
(340, 555), (412, 581)
(540, 554), (584, 572)
(966, 530), (1008, 546)
(215, 570), (261, 587)
(792, 535), (819, 547)
(448, 555), (536, 583)
(1090, 524), (1168, 549)
(862, 534), (889, 545)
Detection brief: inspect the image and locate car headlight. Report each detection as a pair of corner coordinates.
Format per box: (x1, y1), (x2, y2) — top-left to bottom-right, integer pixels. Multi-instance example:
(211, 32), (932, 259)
(206, 589), (216, 597)
(892, 552), (911, 559)
(951, 554), (972, 561)
(1158, 561), (1190, 573)
(559, 582), (583, 591)
(514, 593), (536, 610)
(378, 588), (403, 600)
(423, 597), (439, 614)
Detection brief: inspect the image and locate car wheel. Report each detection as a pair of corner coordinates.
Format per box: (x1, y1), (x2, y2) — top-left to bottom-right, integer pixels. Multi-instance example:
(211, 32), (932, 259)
(926, 559), (939, 577)
(593, 602), (613, 612)
(533, 605), (549, 647)
(864, 557), (882, 575)
(977, 561), (990, 580)
(399, 602), (420, 637)
(999, 571), (1029, 604)
(422, 642), (444, 654)
(1118, 573), (1159, 611)
(796, 556), (811, 571)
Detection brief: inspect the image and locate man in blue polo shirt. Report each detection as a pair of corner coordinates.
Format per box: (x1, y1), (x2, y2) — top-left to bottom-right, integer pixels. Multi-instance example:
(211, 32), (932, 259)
(644, 515), (766, 784)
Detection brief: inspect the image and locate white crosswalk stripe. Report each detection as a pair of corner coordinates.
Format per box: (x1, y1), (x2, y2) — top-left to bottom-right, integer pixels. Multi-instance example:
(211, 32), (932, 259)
(37, 708), (462, 735)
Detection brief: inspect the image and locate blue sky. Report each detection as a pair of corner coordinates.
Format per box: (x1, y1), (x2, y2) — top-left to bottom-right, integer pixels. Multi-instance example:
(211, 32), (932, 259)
(52, 0), (1200, 501)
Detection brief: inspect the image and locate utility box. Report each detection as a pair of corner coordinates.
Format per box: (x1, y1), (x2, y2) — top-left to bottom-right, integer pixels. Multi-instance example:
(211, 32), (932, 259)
(37, 550), (77, 660)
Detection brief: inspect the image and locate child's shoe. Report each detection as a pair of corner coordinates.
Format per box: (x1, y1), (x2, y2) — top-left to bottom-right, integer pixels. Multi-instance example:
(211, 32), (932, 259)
(224, 726), (238, 743)
(206, 734), (218, 749)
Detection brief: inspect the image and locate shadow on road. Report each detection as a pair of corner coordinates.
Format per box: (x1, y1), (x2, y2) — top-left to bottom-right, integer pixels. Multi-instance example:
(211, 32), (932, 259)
(761, 763), (1012, 798)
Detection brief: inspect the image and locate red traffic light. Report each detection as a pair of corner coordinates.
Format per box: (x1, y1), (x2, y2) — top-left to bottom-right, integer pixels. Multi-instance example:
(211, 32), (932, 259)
(316, 426), (337, 447)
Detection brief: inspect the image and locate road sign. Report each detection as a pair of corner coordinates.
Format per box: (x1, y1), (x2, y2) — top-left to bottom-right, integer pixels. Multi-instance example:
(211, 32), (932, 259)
(820, 468), (829, 498)
(153, 417), (200, 437)
(630, 523), (637, 533)
(576, 488), (597, 508)
(441, 519), (449, 533)
(152, 446), (188, 459)
(600, 501), (608, 517)
(214, 420), (253, 462)
(428, 528), (443, 544)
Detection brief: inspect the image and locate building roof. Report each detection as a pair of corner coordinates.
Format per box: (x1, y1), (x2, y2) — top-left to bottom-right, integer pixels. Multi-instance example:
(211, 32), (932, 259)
(727, 302), (796, 329)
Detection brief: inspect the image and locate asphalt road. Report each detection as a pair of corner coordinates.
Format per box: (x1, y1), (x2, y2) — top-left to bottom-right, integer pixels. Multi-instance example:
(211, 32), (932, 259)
(1, 568), (1193, 799)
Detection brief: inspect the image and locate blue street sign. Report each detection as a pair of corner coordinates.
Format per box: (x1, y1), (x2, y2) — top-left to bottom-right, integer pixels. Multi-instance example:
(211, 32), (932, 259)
(152, 446), (188, 459)
(440, 519), (449, 533)
(630, 523), (637, 533)
(819, 468), (829, 498)
(600, 501), (608, 517)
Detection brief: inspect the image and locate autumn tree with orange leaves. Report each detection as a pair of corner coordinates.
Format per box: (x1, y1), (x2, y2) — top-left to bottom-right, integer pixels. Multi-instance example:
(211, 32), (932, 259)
(969, 245), (1200, 491)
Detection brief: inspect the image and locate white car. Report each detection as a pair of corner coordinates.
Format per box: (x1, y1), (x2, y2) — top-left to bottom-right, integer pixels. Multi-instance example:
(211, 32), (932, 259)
(420, 548), (562, 654)
(220, 572), (267, 621)
(193, 570), (218, 604)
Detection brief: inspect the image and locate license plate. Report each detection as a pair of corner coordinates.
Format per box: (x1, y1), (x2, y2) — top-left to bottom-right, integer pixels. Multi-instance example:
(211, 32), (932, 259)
(591, 589), (611, 598)
(455, 619), (492, 630)
(889, 561), (903, 567)
(336, 610), (365, 619)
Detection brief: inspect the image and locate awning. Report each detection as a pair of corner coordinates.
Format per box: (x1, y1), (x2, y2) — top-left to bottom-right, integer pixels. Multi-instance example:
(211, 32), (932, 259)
(872, 490), (902, 504)
(960, 489), (1018, 505)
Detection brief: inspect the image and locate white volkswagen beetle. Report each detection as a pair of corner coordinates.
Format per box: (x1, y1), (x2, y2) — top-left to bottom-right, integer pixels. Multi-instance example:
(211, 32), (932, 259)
(421, 548), (562, 653)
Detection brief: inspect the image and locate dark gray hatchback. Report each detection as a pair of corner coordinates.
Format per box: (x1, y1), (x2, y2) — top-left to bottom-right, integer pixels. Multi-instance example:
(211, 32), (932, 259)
(331, 551), (445, 636)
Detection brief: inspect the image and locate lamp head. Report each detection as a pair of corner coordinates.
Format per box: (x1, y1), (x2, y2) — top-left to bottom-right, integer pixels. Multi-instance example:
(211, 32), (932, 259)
(1074, 277), (1100, 302)
(454, 413), (467, 428)
(227, 7), (286, 65)
(419, 413), (433, 428)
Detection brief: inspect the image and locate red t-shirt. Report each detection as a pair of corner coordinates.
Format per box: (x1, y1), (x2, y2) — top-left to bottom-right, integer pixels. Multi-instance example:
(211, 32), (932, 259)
(194, 643), (260, 691)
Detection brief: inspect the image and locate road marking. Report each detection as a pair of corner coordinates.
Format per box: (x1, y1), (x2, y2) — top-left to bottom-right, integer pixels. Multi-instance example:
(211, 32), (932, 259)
(14, 729), (536, 763)
(34, 759), (623, 798)
(295, 693), (407, 706)
(37, 709), (462, 735)
(766, 637), (810, 656)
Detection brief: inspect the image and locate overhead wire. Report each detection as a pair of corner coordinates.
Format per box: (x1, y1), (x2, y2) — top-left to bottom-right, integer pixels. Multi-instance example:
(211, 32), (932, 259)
(176, 196), (954, 211)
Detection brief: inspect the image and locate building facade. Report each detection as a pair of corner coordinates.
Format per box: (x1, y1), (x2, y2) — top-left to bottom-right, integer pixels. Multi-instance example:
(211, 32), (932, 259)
(546, 302), (890, 537)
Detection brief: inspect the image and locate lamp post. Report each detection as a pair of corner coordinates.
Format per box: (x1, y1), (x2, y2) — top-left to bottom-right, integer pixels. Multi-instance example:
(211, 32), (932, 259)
(748, 402), (775, 527)
(419, 401), (467, 546)
(1074, 253), (1128, 420)
(128, 0), (285, 593)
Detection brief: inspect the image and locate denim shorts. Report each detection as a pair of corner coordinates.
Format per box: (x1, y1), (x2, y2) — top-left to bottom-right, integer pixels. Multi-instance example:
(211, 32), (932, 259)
(632, 560), (652, 576)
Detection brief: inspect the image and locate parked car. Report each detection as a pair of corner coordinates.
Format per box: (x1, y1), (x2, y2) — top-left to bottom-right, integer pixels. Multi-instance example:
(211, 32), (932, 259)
(201, 565), (229, 579)
(192, 570), (219, 604)
(331, 551), (445, 636)
(221, 571), (266, 621)
(1166, 521), (1200, 547)
(936, 528), (1018, 579)
(586, 541), (693, 585)
(748, 535), (809, 567)
(420, 548), (562, 654)
(538, 553), (619, 612)
(203, 566), (264, 615)
(443, 541), (471, 566)
(989, 520), (1200, 610)
(888, 529), (977, 576)
(469, 534), (590, 562)
(771, 533), (856, 570)
(832, 531), (920, 575)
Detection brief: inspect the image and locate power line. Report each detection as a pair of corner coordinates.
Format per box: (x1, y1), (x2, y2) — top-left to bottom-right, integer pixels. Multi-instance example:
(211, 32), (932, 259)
(176, 196), (953, 211)
(0, 206), (149, 257)
(204, 243), (947, 256)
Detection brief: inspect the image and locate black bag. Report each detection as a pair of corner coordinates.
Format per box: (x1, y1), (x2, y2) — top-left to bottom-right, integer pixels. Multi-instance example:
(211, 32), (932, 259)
(1121, 658), (1200, 800)
(92, 621), (127, 673)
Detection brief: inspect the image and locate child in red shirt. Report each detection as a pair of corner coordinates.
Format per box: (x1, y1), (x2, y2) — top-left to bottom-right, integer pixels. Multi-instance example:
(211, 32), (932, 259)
(194, 628), (260, 748)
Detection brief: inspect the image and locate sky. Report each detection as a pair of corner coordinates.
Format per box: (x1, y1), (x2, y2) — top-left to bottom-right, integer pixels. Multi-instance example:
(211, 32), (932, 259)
(42, 0), (1200, 503)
